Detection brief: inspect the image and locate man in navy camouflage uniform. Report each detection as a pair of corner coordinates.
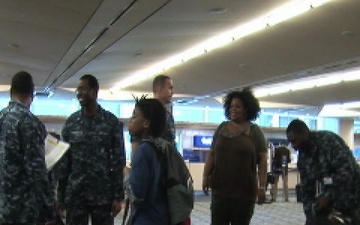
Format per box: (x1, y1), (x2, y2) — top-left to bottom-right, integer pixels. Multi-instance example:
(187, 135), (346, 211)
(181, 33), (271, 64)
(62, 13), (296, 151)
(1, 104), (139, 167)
(0, 71), (55, 225)
(287, 119), (360, 225)
(57, 74), (125, 225)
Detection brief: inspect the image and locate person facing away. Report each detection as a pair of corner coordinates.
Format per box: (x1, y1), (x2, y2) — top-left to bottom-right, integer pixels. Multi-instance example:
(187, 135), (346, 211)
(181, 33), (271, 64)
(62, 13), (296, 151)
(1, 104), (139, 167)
(128, 98), (170, 225)
(0, 71), (55, 225)
(270, 143), (291, 202)
(202, 89), (268, 225)
(56, 74), (125, 225)
(286, 119), (360, 224)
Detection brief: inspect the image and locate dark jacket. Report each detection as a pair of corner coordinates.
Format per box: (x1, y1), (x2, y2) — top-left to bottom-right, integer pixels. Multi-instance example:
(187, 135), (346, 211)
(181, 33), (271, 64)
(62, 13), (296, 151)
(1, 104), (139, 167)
(130, 138), (170, 225)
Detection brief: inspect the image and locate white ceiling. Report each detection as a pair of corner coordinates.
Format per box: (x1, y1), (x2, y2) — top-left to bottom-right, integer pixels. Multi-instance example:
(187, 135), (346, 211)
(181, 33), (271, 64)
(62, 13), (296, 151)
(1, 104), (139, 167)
(0, 0), (360, 116)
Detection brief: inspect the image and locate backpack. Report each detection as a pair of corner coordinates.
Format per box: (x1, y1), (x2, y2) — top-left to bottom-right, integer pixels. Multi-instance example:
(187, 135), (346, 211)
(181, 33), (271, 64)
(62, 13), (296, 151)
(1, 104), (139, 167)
(143, 139), (194, 225)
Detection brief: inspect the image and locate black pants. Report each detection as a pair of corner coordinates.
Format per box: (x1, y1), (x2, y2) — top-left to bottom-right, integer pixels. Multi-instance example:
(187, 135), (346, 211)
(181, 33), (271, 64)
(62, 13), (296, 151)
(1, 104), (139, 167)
(211, 193), (255, 225)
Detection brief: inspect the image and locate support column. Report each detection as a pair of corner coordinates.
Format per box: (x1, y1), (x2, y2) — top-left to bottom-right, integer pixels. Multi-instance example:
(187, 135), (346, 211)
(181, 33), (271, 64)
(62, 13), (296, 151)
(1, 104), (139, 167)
(339, 118), (354, 150)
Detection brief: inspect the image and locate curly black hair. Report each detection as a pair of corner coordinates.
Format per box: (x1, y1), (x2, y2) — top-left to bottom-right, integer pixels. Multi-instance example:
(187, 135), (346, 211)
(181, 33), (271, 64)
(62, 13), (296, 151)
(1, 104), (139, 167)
(223, 88), (260, 121)
(135, 98), (166, 137)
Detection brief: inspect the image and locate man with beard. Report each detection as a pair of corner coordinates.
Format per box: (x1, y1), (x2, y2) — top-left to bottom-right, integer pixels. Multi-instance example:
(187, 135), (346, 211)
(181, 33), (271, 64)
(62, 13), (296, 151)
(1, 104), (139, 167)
(286, 119), (360, 225)
(57, 74), (125, 225)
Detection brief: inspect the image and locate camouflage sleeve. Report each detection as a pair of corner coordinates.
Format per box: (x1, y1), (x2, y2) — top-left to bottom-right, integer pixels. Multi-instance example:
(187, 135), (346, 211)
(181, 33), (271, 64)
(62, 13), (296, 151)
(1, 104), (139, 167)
(325, 134), (358, 210)
(112, 120), (125, 201)
(300, 172), (316, 218)
(56, 119), (72, 204)
(20, 117), (55, 220)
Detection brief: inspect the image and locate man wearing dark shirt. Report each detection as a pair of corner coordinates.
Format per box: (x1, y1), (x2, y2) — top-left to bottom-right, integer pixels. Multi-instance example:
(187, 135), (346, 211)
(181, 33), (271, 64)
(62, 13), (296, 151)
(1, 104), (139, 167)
(57, 74), (125, 225)
(286, 119), (360, 224)
(271, 143), (291, 202)
(0, 71), (55, 225)
(152, 75), (175, 144)
(130, 74), (175, 151)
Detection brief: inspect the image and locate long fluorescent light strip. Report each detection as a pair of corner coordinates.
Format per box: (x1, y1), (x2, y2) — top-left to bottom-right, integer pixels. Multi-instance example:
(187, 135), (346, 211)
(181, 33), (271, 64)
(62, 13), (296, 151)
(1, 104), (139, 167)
(254, 68), (360, 98)
(111, 0), (334, 91)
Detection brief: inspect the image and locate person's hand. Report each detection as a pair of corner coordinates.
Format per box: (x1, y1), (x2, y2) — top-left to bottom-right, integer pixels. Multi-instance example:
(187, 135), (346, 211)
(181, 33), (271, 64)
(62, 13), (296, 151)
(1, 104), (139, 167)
(121, 199), (128, 209)
(111, 200), (123, 217)
(314, 195), (331, 214)
(202, 177), (210, 195)
(56, 202), (66, 219)
(257, 188), (266, 205)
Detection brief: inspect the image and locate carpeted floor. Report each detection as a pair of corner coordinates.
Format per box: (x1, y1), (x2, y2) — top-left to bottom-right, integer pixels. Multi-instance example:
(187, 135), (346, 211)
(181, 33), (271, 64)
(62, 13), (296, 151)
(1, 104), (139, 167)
(114, 190), (306, 225)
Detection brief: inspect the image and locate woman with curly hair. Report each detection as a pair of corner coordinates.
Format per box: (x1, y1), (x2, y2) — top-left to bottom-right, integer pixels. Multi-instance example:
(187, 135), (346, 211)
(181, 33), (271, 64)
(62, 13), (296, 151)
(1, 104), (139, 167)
(202, 88), (268, 225)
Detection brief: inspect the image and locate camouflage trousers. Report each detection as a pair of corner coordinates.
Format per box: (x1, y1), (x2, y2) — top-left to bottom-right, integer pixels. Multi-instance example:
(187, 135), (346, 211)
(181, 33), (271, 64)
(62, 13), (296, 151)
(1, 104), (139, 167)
(65, 203), (114, 225)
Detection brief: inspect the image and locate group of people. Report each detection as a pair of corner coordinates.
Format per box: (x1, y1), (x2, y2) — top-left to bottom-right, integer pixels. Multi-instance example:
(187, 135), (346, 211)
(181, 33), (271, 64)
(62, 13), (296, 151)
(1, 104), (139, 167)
(0, 71), (177, 225)
(1, 70), (360, 225)
(201, 89), (360, 225)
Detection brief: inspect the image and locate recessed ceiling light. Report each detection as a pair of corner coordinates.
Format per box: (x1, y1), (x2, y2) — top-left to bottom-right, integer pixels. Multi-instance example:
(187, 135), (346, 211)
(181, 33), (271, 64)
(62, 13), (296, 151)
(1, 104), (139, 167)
(7, 43), (19, 48)
(342, 30), (355, 36)
(238, 63), (247, 69)
(210, 7), (227, 14)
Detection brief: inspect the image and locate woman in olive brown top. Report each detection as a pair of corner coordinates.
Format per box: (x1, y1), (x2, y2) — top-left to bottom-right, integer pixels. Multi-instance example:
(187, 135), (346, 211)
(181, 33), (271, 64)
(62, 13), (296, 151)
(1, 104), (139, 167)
(202, 89), (268, 225)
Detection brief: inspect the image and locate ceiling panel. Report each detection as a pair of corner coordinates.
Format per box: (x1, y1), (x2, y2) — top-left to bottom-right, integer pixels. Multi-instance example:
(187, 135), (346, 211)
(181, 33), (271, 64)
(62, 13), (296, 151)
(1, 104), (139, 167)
(0, 0), (359, 117)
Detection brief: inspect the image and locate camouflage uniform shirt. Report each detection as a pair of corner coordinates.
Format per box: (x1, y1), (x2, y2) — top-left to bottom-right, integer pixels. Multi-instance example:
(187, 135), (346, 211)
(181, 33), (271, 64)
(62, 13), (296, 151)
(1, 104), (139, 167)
(0, 100), (54, 224)
(57, 105), (125, 206)
(298, 131), (360, 220)
(163, 110), (175, 145)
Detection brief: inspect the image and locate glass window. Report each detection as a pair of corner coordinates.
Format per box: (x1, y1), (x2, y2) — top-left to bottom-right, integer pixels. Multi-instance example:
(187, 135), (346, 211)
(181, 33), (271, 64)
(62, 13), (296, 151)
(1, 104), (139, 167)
(354, 120), (360, 134)
(31, 99), (78, 116)
(208, 108), (225, 124)
(173, 106), (204, 123)
(1, 97), (344, 136)
(258, 114), (273, 127)
(279, 115), (298, 128)
(99, 100), (121, 117)
(304, 118), (317, 130)
(318, 117), (339, 133)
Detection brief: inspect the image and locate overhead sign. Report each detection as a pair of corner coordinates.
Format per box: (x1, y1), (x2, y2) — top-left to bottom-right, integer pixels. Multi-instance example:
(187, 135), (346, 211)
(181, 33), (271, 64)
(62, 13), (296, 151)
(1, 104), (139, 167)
(193, 135), (213, 148)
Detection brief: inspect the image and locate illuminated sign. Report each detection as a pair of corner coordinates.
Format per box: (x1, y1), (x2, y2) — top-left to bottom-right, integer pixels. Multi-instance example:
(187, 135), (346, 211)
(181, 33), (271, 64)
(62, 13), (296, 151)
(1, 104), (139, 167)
(193, 135), (213, 148)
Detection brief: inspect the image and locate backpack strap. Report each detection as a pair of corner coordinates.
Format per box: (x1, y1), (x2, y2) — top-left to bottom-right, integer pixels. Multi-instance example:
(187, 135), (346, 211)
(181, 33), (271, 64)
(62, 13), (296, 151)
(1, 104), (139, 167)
(142, 139), (167, 187)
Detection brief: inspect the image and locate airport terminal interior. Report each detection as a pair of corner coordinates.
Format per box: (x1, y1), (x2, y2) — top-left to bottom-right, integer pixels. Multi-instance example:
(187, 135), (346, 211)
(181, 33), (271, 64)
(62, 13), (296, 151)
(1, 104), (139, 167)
(1, 0), (360, 224)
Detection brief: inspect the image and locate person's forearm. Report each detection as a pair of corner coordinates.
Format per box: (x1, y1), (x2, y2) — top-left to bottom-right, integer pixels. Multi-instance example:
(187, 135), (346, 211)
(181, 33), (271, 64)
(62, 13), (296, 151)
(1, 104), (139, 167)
(258, 154), (267, 187)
